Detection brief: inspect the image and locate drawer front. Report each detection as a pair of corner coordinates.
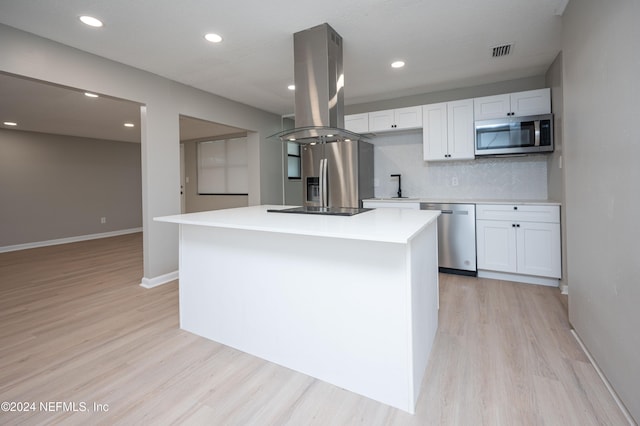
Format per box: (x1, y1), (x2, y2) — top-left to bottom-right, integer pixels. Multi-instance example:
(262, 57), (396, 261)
(476, 204), (559, 223)
(362, 201), (420, 210)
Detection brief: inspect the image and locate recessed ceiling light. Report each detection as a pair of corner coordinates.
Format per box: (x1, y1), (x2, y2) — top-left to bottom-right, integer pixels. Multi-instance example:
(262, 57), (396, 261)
(3, 121), (17, 126)
(287, 84), (295, 91)
(204, 33), (223, 43)
(123, 123), (135, 128)
(391, 61), (405, 69)
(84, 92), (99, 98)
(79, 15), (103, 28)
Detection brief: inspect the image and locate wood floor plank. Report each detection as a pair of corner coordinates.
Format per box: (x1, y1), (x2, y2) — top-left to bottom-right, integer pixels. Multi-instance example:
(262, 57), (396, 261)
(0, 233), (631, 425)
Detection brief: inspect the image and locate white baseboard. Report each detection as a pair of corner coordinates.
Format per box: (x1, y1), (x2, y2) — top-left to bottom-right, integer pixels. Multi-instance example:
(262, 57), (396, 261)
(559, 283), (568, 295)
(570, 330), (636, 425)
(477, 270), (559, 287)
(140, 270), (178, 289)
(0, 228), (143, 253)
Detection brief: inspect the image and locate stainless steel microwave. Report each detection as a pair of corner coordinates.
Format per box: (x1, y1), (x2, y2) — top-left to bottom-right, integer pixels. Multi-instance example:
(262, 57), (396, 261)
(475, 113), (554, 156)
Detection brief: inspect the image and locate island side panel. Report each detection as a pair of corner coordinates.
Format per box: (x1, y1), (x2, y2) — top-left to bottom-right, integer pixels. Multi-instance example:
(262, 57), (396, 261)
(408, 221), (439, 405)
(178, 224), (415, 412)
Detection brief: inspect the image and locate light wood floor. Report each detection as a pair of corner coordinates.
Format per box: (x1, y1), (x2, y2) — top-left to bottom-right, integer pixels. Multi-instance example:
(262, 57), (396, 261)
(0, 233), (629, 425)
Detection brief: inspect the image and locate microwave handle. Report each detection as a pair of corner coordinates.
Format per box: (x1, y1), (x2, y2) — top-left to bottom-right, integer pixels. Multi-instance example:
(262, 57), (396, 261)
(534, 120), (541, 146)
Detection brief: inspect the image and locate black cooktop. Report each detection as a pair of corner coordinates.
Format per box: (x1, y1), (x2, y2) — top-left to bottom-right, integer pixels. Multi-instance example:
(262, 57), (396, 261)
(267, 206), (373, 216)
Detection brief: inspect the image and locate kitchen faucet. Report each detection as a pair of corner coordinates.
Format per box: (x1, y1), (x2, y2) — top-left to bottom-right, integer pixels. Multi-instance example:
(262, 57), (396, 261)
(390, 174), (402, 198)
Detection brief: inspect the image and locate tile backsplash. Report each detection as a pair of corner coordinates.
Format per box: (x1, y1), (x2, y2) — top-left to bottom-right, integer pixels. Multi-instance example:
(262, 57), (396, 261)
(371, 131), (548, 200)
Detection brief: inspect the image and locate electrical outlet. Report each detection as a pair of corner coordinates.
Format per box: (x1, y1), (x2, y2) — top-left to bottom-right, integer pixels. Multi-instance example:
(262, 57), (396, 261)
(452, 176), (459, 186)
(100, 217), (106, 224)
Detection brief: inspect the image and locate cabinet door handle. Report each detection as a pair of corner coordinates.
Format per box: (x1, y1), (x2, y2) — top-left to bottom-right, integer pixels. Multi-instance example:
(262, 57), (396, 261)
(512, 224), (516, 227)
(513, 206), (518, 210)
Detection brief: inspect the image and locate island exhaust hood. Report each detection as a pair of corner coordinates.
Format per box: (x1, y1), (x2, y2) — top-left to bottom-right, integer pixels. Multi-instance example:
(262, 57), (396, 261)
(272, 23), (365, 143)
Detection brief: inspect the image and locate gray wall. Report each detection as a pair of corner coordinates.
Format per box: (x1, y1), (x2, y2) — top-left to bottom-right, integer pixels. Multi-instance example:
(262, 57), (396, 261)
(0, 129), (142, 247)
(0, 24), (282, 284)
(345, 75), (546, 114)
(563, 0), (639, 421)
(545, 53), (568, 291)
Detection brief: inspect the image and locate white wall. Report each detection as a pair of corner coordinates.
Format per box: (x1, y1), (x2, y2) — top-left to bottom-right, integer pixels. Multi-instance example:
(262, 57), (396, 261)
(0, 24), (282, 285)
(371, 131), (548, 200)
(563, 0), (640, 421)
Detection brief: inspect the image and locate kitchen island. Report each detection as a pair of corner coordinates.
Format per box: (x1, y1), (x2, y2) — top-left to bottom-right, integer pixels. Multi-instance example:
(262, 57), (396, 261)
(155, 205), (440, 413)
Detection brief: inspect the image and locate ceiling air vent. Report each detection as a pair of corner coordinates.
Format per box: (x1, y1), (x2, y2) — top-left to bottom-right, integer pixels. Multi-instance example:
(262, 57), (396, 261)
(492, 43), (513, 58)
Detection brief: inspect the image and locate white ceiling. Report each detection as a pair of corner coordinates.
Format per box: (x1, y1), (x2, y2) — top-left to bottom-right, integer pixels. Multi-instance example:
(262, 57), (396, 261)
(0, 0), (565, 141)
(0, 73), (143, 143)
(0, 73), (247, 143)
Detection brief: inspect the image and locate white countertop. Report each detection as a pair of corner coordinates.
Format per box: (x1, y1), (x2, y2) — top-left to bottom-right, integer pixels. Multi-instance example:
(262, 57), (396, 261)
(155, 205), (439, 244)
(365, 198), (561, 206)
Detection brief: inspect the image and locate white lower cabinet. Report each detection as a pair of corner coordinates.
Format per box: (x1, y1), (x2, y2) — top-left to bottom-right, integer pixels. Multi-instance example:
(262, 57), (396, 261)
(476, 204), (561, 280)
(476, 220), (518, 273)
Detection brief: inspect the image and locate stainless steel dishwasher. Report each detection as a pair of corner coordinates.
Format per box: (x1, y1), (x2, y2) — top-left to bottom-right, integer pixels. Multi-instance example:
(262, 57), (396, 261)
(420, 203), (477, 276)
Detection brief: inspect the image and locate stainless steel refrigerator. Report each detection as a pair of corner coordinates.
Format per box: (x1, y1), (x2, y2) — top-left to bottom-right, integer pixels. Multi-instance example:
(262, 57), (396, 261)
(302, 140), (374, 209)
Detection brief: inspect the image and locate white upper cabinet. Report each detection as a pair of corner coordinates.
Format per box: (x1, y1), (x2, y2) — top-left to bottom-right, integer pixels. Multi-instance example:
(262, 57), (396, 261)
(473, 94), (510, 120)
(394, 106), (423, 129)
(422, 103), (448, 160)
(447, 99), (475, 160)
(368, 110), (395, 131)
(510, 89), (551, 116)
(368, 106), (422, 132)
(474, 88), (551, 120)
(423, 99), (474, 161)
(344, 113), (369, 133)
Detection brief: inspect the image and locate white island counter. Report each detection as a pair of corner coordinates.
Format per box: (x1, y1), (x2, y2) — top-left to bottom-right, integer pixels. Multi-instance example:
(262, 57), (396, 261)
(155, 205), (440, 413)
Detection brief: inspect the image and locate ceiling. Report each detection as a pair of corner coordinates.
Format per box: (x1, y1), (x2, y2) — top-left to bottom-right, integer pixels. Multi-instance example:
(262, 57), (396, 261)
(0, 72), (248, 143)
(0, 0), (566, 142)
(0, 73), (143, 143)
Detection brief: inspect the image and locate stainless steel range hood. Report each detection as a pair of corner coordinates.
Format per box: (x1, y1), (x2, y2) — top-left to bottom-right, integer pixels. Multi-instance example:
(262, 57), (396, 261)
(272, 23), (365, 143)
